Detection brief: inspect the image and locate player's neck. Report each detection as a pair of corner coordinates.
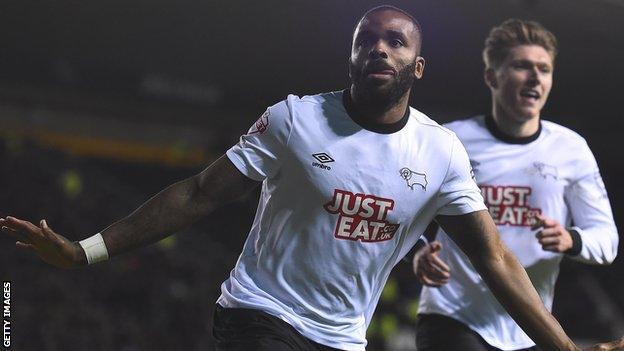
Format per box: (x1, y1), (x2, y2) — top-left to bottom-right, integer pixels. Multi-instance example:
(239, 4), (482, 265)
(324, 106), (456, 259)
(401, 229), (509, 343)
(491, 105), (540, 138)
(348, 86), (410, 125)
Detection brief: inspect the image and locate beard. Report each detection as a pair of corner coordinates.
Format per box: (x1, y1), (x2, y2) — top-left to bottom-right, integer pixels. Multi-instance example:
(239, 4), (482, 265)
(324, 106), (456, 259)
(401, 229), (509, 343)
(349, 60), (417, 110)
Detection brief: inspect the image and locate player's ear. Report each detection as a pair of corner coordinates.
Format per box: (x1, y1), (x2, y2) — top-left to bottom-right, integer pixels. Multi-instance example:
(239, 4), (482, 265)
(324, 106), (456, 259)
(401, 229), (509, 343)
(484, 67), (497, 89)
(414, 56), (425, 79)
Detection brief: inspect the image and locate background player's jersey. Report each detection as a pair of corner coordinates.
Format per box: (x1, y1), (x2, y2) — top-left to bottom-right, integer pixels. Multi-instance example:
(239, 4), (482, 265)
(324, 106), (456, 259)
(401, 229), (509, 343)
(419, 115), (618, 350)
(218, 91), (486, 350)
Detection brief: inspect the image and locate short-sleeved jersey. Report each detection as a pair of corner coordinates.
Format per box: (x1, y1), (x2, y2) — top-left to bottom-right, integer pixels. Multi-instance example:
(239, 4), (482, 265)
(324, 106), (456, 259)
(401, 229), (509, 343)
(218, 91), (486, 350)
(419, 115), (618, 350)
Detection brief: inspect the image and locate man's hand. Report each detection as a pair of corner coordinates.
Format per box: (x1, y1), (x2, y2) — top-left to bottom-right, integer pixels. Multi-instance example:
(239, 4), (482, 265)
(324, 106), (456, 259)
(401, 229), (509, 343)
(412, 241), (451, 287)
(584, 337), (624, 351)
(532, 214), (573, 253)
(1, 217), (86, 269)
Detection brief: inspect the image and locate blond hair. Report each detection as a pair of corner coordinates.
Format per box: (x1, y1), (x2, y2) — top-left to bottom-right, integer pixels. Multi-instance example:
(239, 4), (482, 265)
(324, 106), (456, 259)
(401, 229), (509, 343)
(483, 19), (558, 69)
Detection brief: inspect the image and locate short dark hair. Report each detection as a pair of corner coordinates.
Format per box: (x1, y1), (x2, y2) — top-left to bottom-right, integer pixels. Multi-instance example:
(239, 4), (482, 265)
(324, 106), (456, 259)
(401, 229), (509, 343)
(483, 19), (558, 69)
(355, 5), (423, 53)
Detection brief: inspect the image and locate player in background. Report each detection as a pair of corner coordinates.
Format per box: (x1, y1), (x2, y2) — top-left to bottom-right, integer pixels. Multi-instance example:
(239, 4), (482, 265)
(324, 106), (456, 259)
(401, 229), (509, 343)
(2, 7), (623, 351)
(413, 19), (620, 351)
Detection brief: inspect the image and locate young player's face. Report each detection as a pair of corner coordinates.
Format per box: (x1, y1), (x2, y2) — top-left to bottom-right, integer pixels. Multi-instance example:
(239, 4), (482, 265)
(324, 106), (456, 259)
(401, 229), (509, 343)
(349, 10), (424, 103)
(490, 45), (554, 121)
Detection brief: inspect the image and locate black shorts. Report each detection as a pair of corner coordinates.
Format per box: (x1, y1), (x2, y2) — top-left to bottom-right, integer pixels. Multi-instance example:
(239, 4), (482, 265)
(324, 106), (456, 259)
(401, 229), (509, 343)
(212, 305), (344, 351)
(416, 313), (540, 351)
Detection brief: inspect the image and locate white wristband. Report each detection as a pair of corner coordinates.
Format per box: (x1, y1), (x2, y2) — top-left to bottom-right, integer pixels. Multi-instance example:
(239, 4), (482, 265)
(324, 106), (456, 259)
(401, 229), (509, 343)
(79, 233), (109, 264)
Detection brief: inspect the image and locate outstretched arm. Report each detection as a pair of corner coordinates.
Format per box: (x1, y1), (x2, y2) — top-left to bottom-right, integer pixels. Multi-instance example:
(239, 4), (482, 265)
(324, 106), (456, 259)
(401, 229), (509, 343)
(1, 155), (259, 268)
(436, 210), (609, 351)
(97, 155), (258, 257)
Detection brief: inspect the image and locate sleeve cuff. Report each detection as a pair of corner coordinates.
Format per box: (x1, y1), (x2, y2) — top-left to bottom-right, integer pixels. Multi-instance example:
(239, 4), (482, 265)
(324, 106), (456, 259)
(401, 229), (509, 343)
(226, 148), (266, 181)
(564, 227), (583, 256)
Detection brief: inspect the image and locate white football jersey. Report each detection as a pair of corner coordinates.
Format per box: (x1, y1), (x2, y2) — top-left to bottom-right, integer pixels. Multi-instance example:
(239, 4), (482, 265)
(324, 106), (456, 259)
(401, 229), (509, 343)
(218, 91), (486, 350)
(419, 115), (618, 350)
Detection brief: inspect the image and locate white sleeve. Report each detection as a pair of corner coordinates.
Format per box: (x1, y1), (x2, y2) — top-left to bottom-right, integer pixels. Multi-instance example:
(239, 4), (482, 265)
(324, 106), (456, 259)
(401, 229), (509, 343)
(565, 141), (619, 265)
(435, 134), (487, 216)
(226, 98), (293, 181)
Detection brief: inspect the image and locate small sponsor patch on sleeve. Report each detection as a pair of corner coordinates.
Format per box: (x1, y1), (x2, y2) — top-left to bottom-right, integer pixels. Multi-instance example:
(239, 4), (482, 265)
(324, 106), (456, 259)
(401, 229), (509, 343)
(247, 110), (270, 135)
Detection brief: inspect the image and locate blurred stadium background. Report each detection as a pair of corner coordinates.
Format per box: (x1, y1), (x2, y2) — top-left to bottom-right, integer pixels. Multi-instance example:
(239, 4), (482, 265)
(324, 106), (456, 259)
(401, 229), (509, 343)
(0, 0), (623, 350)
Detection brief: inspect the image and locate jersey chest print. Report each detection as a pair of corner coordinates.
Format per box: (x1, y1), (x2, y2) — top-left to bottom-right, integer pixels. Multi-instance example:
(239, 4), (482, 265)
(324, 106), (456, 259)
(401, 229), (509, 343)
(480, 185), (541, 226)
(324, 189), (399, 242)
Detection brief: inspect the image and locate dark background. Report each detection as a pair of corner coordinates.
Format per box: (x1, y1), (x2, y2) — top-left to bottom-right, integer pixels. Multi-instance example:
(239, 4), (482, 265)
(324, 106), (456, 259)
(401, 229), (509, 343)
(0, 0), (623, 350)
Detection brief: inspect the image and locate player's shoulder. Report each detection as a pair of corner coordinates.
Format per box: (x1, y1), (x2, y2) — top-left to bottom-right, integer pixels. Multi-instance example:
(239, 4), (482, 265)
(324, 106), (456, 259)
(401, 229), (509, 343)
(440, 116), (487, 143)
(407, 109), (467, 157)
(408, 107), (456, 138)
(284, 91), (342, 107)
(443, 115), (484, 132)
(271, 91), (343, 119)
(541, 119), (589, 146)
(265, 91), (342, 122)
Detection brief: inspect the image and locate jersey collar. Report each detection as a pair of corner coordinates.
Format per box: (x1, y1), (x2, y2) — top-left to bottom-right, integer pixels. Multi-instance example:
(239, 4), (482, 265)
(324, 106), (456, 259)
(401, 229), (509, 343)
(485, 114), (541, 144)
(342, 90), (410, 134)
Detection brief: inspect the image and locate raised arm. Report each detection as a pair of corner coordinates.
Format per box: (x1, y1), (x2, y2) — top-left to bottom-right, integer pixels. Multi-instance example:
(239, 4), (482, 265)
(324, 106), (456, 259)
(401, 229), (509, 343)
(1, 155), (259, 268)
(437, 210), (576, 351)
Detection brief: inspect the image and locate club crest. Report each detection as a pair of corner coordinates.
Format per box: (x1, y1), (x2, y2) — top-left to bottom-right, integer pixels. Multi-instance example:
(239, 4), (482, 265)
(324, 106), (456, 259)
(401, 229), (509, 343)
(532, 162), (559, 180)
(399, 167), (427, 191)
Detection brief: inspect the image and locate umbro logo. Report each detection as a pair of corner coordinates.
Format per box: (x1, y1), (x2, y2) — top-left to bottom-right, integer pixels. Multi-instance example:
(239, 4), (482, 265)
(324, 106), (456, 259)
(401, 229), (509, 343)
(313, 153), (334, 163)
(312, 153), (334, 170)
